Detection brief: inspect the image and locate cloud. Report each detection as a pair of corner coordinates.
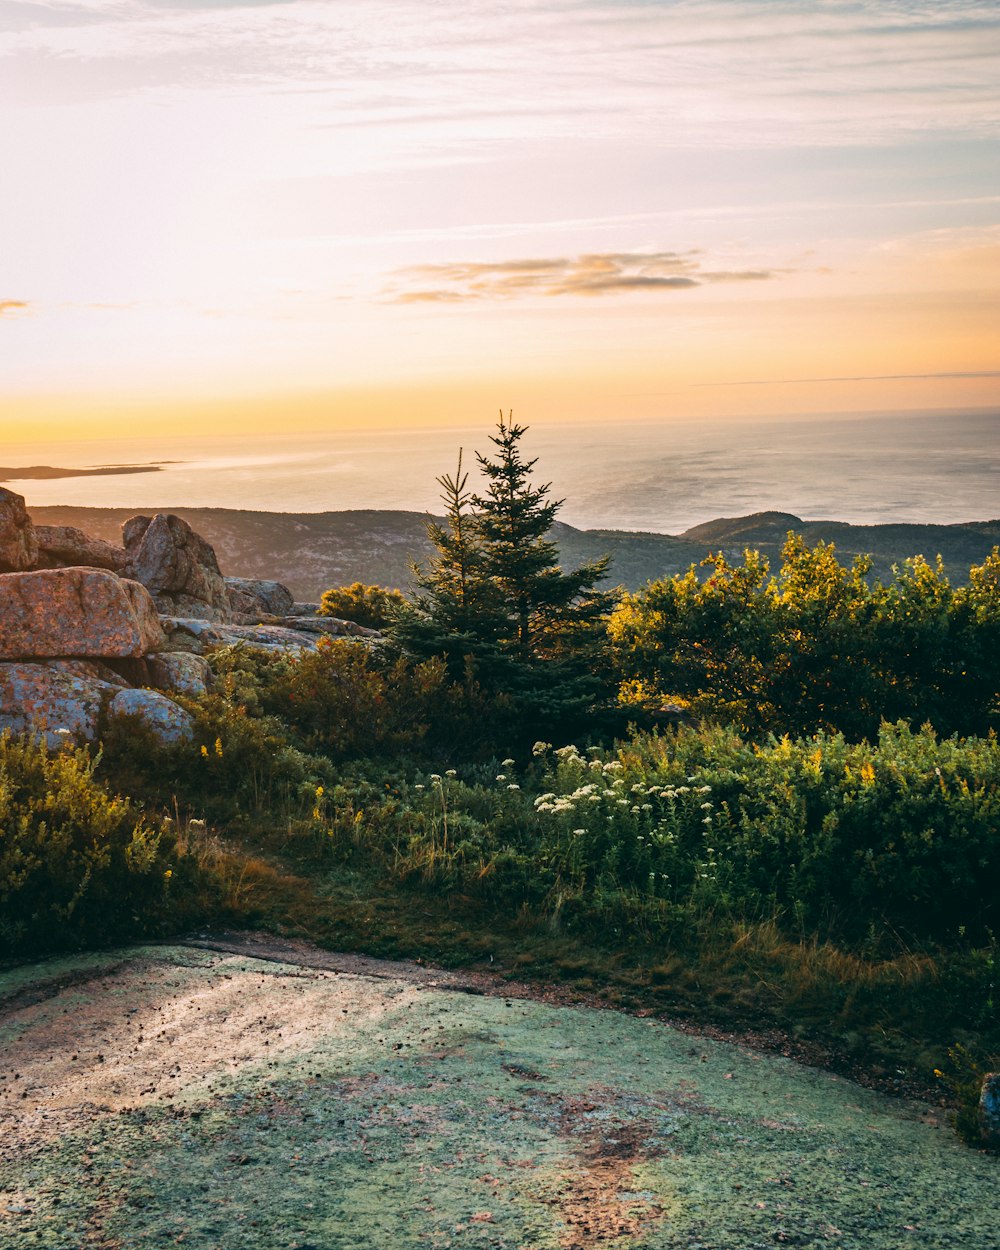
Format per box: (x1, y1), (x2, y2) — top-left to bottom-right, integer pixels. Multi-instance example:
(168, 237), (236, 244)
(389, 252), (779, 302)
(0, 300), (29, 317)
(700, 370), (1000, 387)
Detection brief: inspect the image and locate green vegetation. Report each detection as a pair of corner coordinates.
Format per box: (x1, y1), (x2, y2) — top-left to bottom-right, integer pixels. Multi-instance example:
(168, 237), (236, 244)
(0, 733), (206, 954)
(611, 536), (1000, 739)
(319, 581), (407, 628)
(391, 417), (617, 740)
(6, 416), (1000, 1141)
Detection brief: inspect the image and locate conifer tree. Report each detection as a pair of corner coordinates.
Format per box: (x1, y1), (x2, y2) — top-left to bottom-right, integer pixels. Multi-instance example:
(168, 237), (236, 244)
(472, 414), (614, 665)
(389, 415), (617, 736)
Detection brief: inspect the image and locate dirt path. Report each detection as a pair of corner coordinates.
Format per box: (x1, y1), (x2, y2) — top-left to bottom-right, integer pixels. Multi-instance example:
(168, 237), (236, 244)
(0, 940), (995, 1249)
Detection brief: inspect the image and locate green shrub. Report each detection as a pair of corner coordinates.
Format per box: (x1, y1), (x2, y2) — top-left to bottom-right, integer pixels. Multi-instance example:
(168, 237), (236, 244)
(529, 724), (1000, 945)
(319, 582), (407, 629)
(610, 540), (1000, 740)
(0, 733), (187, 955)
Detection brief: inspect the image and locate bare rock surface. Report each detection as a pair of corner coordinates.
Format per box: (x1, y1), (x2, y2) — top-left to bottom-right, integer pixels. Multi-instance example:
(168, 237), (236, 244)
(285, 614), (379, 637)
(0, 661), (119, 745)
(980, 1072), (1000, 1147)
(0, 941), (996, 1249)
(0, 568), (165, 659)
(124, 513), (231, 622)
(225, 576), (294, 617)
(33, 524), (126, 572)
(159, 617), (324, 654)
(146, 651), (212, 697)
(0, 487), (38, 572)
(107, 687), (195, 744)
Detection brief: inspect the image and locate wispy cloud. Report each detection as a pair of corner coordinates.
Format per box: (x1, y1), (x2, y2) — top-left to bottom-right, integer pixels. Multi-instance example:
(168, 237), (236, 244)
(0, 300), (29, 317)
(389, 252), (779, 302)
(3, 1), (997, 149)
(699, 370), (1000, 387)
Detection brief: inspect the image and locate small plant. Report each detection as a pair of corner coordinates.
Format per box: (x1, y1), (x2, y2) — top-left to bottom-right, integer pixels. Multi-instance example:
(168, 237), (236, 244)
(935, 1044), (999, 1149)
(319, 582), (407, 629)
(0, 732), (194, 954)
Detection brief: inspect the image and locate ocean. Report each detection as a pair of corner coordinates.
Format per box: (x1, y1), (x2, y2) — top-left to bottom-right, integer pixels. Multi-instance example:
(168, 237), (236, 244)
(7, 408), (999, 533)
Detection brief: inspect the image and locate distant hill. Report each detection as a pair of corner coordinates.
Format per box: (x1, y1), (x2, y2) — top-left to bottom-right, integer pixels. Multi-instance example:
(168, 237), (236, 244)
(27, 506), (1000, 600)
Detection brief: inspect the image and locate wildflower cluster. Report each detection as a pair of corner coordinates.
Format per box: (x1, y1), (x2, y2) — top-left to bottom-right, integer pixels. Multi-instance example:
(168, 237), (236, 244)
(530, 744), (718, 900)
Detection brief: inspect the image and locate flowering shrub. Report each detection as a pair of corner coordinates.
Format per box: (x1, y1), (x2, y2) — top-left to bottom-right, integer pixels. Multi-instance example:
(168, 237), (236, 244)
(0, 733), (185, 954)
(296, 724), (1000, 949)
(319, 582), (407, 629)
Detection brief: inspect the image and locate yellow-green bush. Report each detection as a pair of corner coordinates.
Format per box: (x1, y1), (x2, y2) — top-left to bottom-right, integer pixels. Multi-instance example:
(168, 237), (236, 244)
(319, 582), (407, 629)
(0, 733), (188, 955)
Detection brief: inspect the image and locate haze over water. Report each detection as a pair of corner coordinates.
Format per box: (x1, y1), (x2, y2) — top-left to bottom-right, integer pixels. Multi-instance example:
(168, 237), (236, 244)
(10, 409), (999, 535)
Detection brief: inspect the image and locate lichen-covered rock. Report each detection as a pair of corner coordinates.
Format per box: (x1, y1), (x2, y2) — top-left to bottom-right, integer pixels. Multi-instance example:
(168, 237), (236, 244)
(0, 568), (165, 659)
(0, 487), (38, 572)
(286, 615), (379, 638)
(146, 652), (212, 697)
(123, 513), (231, 622)
(980, 1072), (1000, 1147)
(226, 577), (294, 618)
(46, 658), (131, 688)
(0, 661), (119, 745)
(108, 688), (195, 745)
(34, 524), (127, 573)
(159, 617), (322, 655)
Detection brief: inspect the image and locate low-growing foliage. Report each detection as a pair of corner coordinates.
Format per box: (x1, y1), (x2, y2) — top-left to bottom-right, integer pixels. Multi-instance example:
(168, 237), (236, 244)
(611, 540), (1000, 740)
(319, 582), (407, 629)
(0, 732), (197, 954)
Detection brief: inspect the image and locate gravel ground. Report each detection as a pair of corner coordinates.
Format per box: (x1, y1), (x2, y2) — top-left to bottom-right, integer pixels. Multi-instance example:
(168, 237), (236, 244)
(0, 939), (995, 1250)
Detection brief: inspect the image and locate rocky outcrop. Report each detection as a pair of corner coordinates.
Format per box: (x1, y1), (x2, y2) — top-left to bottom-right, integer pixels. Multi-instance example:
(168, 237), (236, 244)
(0, 662), (119, 747)
(980, 1073), (1000, 1148)
(0, 568), (165, 659)
(159, 617), (323, 655)
(108, 688), (194, 745)
(158, 614), (379, 656)
(0, 488), (38, 572)
(0, 659), (197, 747)
(124, 513), (231, 622)
(146, 652), (212, 697)
(0, 505), (380, 747)
(226, 577), (294, 618)
(34, 524), (127, 573)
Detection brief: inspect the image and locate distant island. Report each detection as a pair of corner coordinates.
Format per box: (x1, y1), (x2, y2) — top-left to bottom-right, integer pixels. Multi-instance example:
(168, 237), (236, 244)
(26, 505), (1000, 599)
(0, 464), (165, 481)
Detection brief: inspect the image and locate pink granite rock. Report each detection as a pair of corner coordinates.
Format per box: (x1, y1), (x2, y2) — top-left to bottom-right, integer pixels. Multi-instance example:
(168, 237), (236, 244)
(0, 568), (165, 659)
(0, 487), (38, 572)
(123, 513), (231, 621)
(34, 524), (127, 573)
(108, 687), (194, 744)
(0, 661), (119, 745)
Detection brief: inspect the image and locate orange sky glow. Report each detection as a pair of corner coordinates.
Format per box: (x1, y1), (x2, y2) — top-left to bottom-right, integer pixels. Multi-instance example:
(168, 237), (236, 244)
(2, 1), (998, 446)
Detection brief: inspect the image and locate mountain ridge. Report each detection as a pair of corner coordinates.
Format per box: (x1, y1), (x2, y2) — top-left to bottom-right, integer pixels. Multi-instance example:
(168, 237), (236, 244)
(26, 505), (1000, 599)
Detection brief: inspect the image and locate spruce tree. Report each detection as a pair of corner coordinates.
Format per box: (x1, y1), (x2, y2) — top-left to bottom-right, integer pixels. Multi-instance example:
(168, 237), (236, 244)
(389, 415), (617, 737)
(472, 414), (614, 665)
(389, 451), (509, 681)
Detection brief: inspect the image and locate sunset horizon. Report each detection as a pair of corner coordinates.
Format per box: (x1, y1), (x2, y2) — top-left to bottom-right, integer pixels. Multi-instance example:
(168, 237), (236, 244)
(4, 0), (998, 448)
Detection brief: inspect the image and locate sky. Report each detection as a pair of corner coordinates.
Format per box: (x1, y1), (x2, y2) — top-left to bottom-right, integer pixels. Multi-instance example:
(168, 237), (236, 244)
(2, 0), (999, 444)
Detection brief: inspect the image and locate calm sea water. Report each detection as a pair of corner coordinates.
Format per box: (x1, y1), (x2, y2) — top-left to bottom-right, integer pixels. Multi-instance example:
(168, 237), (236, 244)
(7, 409), (999, 533)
